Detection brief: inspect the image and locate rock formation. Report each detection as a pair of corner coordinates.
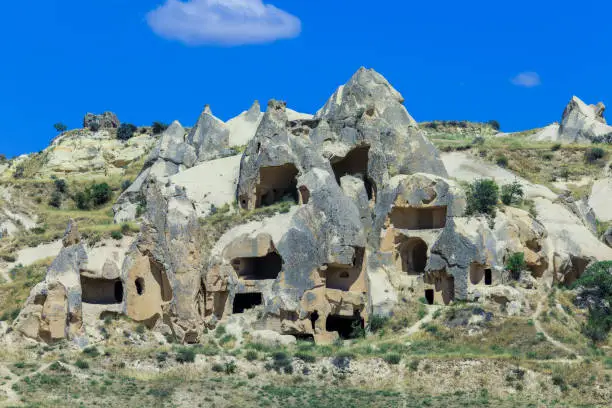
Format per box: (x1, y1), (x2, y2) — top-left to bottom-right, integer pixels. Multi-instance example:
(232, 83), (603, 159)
(83, 112), (120, 129)
(532, 96), (612, 144)
(15, 67), (612, 346)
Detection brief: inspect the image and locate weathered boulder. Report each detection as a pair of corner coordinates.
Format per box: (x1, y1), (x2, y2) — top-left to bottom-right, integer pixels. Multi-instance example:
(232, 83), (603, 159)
(532, 96), (612, 144)
(83, 112), (120, 129)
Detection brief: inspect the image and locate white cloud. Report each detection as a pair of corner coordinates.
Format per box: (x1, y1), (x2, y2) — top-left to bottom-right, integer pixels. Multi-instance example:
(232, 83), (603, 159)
(511, 72), (541, 88)
(146, 0), (301, 46)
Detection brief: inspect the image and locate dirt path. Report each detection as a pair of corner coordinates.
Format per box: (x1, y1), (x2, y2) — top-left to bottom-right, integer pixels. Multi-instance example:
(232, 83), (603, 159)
(405, 305), (442, 336)
(532, 300), (583, 362)
(0, 361), (58, 405)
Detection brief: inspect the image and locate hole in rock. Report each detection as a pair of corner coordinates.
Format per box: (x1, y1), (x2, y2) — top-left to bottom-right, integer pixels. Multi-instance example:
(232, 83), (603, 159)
(135, 278), (145, 296)
(80, 276), (124, 304)
(389, 206), (447, 230)
(232, 252), (283, 280)
(255, 164), (299, 208)
(325, 313), (364, 339)
(331, 146), (376, 201)
(232, 293), (263, 314)
(484, 269), (492, 285)
(398, 238), (428, 275)
(325, 248), (365, 291)
(424, 289), (435, 305)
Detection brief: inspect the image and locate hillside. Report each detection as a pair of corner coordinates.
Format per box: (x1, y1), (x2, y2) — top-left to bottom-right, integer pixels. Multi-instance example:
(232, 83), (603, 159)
(0, 69), (611, 407)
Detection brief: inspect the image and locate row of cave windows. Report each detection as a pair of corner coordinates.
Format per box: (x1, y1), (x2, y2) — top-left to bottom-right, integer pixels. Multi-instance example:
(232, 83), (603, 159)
(242, 145), (447, 230)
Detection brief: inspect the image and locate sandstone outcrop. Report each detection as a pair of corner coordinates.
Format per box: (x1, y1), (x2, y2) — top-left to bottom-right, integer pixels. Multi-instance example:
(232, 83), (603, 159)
(83, 112), (120, 129)
(532, 96), (612, 144)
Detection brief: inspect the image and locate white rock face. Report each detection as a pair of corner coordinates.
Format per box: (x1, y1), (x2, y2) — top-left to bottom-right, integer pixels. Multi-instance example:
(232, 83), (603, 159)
(226, 101), (264, 146)
(45, 129), (156, 176)
(169, 154), (242, 217)
(588, 178), (612, 222)
(531, 96), (612, 144)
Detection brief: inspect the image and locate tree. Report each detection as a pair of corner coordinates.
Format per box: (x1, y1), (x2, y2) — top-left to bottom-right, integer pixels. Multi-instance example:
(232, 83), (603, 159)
(53, 123), (68, 133)
(48, 191), (62, 208)
(488, 120), (501, 131)
(54, 178), (67, 193)
(465, 179), (500, 217)
(571, 261), (612, 343)
(90, 183), (112, 206)
(501, 181), (524, 205)
(0, 154), (7, 164)
(152, 122), (169, 135)
(117, 123), (137, 141)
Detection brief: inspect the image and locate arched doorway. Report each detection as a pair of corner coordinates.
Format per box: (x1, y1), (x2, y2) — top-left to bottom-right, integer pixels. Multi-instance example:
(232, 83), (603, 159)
(398, 238), (428, 275)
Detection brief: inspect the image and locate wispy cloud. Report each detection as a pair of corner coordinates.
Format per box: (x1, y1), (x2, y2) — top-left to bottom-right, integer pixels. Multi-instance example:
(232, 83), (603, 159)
(511, 72), (541, 88)
(146, 0), (301, 46)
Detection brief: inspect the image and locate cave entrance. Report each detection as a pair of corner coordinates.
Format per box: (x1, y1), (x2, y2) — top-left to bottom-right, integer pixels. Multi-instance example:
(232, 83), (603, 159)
(81, 276), (124, 304)
(424, 289), (434, 305)
(484, 269), (492, 285)
(255, 164), (299, 208)
(399, 238), (428, 275)
(325, 248), (365, 291)
(232, 293), (263, 314)
(325, 313), (364, 339)
(332, 145), (375, 200)
(310, 310), (319, 331)
(389, 206), (447, 230)
(231, 251), (283, 280)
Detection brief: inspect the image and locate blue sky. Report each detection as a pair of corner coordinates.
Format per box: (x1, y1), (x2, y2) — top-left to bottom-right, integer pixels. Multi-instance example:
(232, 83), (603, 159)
(1, 0), (612, 158)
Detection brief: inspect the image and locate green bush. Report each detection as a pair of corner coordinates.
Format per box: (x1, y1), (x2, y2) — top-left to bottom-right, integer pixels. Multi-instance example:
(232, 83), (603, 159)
(245, 350), (258, 361)
(465, 179), (500, 217)
(551, 143), (562, 152)
(152, 122), (169, 135)
(506, 252), (526, 280)
(500, 181), (524, 206)
(117, 123), (137, 141)
(53, 123), (68, 133)
(48, 191), (62, 208)
(75, 191), (90, 210)
(570, 261), (612, 343)
(74, 359), (89, 369)
(585, 147), (605, 163)
(110, 230), (123, 240)
(54, 179), (67, 193)
(488, 120), (501, 131)
(82, 347), (100, 358)
(90, 183), (112, 206)
(295, 351), (316, 363)
(121, 223), (131, 234)
(367, 315), (389, 333)
(496, 155), (509, 167)
(121, 180), (132, 191)
(89, 122), (100, 132)
(384, 353), (402, 365)
(175, 347), (196, 364)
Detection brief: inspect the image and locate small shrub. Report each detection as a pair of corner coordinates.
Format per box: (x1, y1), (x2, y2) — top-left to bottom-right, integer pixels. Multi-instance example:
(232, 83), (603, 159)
(121, 180), (132, 191)
(551, 143), (562, 151)
(121, 223), (131, 234)
(156, 352), (168, 363)
(245, 350), (258, 361)
(90, 183), (112, 206)
(89, 122), (100, 132)
(409, 359), (420, 371)
(219, 334), (236, 346)
(175, 347), (196, 364)
(506, 252), (526, 280)
(53, 123), (68, 133)
(295, 352), (316, 363)
(542, 152), (554, 161)
(110, 230), (123, 240)
(488, 120), (501, 131)
(496, 155), (509, 167)
(117, 123), (137, 141)
(74, 359), (89, 369)
(465, 179), (500, 217)
(585, 147), (605, 163)
(13, 165), (24, 179)
(54, 179), (67, 193)
(75, 191), (90, 210)
(501, 181), (524, 206)
(224, 361), (237, 374)
(82, 347), (100, 358)
(367, 315), (389, 333)
(571, 261), (612, 342)
(384, 353), (401, 365)
(48, 191), (62, 208)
